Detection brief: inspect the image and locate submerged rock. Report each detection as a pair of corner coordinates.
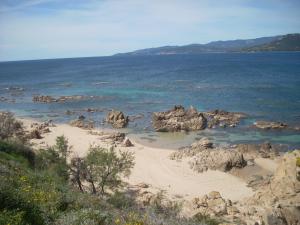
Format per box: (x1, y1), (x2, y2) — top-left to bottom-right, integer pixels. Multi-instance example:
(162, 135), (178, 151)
(204, 109), (247, 128)
(152, 105), (207, 132)
(33, 95), (56, 103)
(253, 120), (288, 130)
(106, 110), (129, 128)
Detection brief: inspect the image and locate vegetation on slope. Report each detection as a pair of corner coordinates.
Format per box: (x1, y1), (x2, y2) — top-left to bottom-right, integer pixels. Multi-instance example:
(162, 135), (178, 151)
(0, 112), (219, 225)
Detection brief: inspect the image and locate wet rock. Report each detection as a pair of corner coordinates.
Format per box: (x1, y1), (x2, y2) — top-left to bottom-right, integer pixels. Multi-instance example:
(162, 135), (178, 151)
(253, 121), (288, 130)
(33, 95), (56, 103)
(128, 113), (144, 122)
(204, 109), (247, 128)
(78, 115), (85, 120)
(106, 110), (129, 128)
(152, 105), (207, 132)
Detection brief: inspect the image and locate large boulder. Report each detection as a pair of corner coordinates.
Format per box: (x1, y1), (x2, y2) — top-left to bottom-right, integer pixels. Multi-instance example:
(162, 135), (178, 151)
(170, 140), (247, 173)
(190, 149), (247, 173)
(152, 105), (207, 132)
(106, 110), (129, 128)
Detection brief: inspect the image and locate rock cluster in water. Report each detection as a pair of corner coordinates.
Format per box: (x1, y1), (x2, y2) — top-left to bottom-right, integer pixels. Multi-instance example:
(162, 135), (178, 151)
(32, 95), (105, 103)
(152, 105), (247, 132)
(253, 120), (288, 129)
(152, 105), (207, 132)
(105, 110), (129, 128)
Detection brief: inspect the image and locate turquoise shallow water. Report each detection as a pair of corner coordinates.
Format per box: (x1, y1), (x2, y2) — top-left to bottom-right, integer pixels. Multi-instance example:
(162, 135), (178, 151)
(0, 53), (300, 149)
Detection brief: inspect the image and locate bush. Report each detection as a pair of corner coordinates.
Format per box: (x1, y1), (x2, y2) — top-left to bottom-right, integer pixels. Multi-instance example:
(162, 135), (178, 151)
(0, 140), (35, 167)
(85, 147), (135, 195)
(0, 112), (24, 141)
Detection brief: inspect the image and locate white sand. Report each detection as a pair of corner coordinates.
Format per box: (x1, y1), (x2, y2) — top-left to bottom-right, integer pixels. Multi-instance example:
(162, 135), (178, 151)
(21, 118), (254, 201)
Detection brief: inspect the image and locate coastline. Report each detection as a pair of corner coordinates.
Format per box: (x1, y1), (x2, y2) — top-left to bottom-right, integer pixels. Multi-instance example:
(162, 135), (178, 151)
(19, 116), (280, 202)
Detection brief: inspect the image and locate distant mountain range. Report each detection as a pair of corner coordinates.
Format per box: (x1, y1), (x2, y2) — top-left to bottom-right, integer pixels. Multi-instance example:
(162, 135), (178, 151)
(115, 33), (300, 56)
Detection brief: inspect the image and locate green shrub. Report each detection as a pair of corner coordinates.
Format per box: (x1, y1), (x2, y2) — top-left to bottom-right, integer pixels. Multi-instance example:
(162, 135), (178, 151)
(0, 140), (35, 167)
(296, 157), (300, 167)
(85, 147), (135, 195)
(0, 112), (25, 141)
(193, 213), (220, 225)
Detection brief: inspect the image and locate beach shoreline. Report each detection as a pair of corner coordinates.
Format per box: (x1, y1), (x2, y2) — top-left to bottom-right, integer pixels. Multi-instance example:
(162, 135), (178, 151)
(19, 116), (282, 203)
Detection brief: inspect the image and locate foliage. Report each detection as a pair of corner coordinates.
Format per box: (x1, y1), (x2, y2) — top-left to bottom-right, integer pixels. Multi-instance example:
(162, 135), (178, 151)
(85, 146), (135, 195)
(0, 111), (25, 141)
(192, 213), (220, 225)
(54, 135), (71, 162)
(0, 139), (35, 167)
(296, 157), (300, 167)
(0, 138), (217, 225)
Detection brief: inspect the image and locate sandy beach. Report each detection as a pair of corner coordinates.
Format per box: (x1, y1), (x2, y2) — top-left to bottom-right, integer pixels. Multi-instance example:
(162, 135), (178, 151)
(20, 117), (265, 202)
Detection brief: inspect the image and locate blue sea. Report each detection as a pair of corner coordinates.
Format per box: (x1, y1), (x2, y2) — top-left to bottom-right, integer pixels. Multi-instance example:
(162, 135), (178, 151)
(1, 52), (300, 149)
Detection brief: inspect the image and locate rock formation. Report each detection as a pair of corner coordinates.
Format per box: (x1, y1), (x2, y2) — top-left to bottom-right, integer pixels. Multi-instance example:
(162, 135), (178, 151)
(204, 109), (247, 128)
(191, 150), (300, 224)
(152, 105), (207, 132)
(106, 110), (128, 128)
(69, 116), (94, 130)
(253, 121), (288, 130)
(170, 138), (247, 173)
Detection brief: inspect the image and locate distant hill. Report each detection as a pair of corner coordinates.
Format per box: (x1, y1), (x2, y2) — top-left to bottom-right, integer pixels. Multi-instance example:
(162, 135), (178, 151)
(243, 34), (300, 52)
(114, 34), (300, 56)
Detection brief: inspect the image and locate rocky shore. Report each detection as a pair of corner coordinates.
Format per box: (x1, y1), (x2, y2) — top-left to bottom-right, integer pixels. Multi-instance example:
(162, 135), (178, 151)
(152, 105), (247, 132)
(1, 106), (299, 225)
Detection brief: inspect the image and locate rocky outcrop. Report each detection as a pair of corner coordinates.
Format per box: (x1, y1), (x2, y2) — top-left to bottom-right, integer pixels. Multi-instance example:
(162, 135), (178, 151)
(193, 191), (233, 217)
(235, 142), (279, 159)
(204, 109), (247, 128)
(190, 151), (300, 224)
(33, 95), (56, 103)
(106, 110), (128, 128)
(33, 95), (105, 103)
(236, 150), (300, 224)
(253, 121), (288, 130)
(170, 138), (247, 173)
(189, 149), (247, 173)
(69, 116), (94, 130)
(152, 105), (207, 132)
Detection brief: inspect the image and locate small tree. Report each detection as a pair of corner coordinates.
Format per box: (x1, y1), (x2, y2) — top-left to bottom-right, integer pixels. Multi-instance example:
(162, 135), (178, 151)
(85, 146), (134, 195)
(69, 157), (86, 193)
(55, 135), (71, 163)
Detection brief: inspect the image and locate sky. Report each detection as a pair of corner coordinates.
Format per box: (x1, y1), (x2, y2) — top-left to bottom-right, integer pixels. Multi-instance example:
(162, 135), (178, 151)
(0, 0), (299, 61)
